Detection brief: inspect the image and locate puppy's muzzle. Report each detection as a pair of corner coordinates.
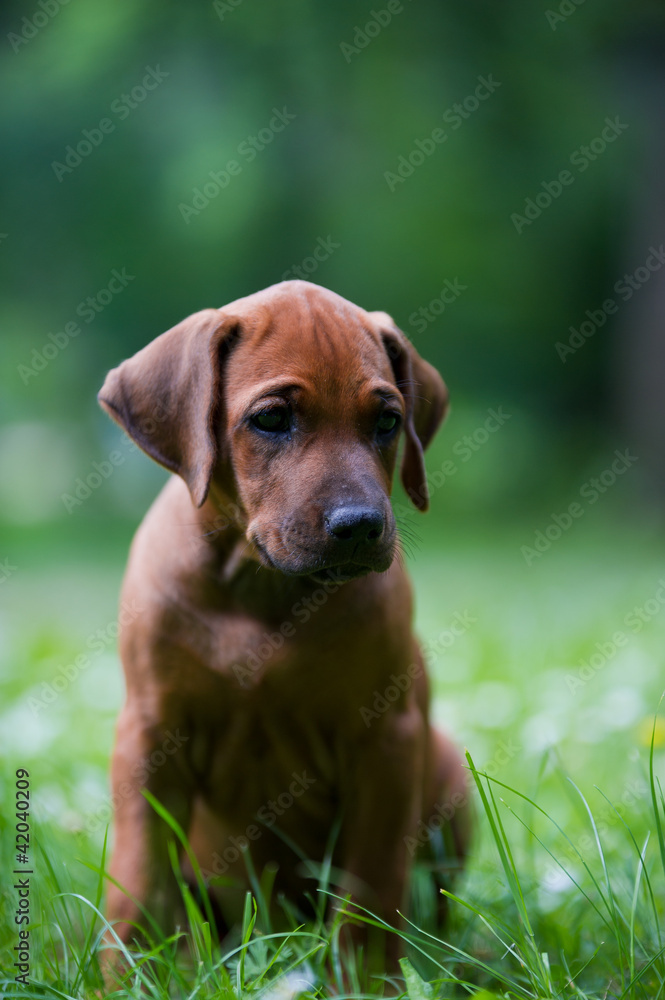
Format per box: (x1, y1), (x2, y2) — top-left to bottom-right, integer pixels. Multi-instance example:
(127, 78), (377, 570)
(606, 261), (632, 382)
(302, 502), (393, 583)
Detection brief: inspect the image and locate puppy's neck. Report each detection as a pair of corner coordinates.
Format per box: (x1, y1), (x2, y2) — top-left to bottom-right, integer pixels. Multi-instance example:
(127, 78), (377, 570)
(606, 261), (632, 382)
(194, 482), (263, 582)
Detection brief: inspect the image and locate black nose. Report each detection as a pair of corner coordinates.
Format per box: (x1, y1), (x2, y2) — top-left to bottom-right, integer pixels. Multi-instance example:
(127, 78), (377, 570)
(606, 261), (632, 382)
(325, 505), (385, 543)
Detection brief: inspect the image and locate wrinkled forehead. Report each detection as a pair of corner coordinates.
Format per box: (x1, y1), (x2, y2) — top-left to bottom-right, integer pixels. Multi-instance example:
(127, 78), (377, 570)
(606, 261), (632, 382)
(224, 292), (396, 409)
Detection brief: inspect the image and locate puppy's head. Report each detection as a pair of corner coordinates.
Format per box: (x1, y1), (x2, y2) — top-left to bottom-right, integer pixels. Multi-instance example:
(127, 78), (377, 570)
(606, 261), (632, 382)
(98, 281), (448, 582)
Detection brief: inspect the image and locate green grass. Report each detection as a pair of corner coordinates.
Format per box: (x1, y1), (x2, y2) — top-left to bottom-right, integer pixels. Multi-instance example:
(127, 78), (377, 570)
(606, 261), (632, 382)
(1, 516), (664, 998)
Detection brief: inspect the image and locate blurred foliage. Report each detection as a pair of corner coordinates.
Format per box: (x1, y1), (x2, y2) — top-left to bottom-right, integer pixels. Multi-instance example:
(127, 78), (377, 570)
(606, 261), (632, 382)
(1, 0), (665, 532)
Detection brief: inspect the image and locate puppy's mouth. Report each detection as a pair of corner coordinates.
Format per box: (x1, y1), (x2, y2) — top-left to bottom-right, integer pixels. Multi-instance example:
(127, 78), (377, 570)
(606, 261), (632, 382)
(251, 540), (393, 584)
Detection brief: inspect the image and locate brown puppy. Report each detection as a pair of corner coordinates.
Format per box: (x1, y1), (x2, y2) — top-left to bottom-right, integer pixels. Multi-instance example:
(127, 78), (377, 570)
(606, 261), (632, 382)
(98, 280), (470, 971)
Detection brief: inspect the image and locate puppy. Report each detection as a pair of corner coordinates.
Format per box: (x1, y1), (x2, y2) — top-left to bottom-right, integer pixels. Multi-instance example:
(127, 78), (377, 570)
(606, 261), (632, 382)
(98, 280), (470, 970)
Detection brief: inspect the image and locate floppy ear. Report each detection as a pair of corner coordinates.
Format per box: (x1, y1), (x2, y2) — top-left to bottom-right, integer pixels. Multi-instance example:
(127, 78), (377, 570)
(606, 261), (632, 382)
(371, 311), (449, 512)
(98, 309), (239, 508)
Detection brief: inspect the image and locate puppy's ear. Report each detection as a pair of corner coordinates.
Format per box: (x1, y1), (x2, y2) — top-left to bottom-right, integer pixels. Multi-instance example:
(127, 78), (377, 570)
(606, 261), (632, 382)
(98, 309), (239, 508)
(372, 311), (449, 512)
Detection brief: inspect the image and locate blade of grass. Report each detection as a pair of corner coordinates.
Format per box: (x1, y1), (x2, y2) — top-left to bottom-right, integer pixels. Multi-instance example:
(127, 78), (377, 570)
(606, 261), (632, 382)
(323, 889), (528, 996)
(472, 771), (614, 920)
(595, 787), (664, 959)
(649, 694), (665, 880)
(467, 753), (551, 995)
(500, 800), (611, 935)
(619, 944), (665, 999)
(628, 835), (648, 984)
(70, 827), (108, 993)
(237, 891), (256, 992)
(567, 777), (628, 989)
(142, 789), (218, 940)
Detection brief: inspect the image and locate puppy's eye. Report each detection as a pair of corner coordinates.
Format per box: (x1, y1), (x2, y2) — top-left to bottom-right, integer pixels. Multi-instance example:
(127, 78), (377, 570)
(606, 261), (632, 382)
(376, 412), (400, 436)
(251, 408), (290, 433)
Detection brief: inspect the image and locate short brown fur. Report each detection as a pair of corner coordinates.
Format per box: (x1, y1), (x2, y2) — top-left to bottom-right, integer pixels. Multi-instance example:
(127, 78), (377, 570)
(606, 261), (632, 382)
(98, 280), (470, 974)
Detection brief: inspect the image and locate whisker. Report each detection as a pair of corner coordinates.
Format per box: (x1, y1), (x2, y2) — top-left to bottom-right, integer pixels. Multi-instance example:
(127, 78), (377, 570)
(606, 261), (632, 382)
(395, 518), (423, 540)
(398, 528), (423, 547)
(198, 527), (228, 539)
(396, 528), (422, 559)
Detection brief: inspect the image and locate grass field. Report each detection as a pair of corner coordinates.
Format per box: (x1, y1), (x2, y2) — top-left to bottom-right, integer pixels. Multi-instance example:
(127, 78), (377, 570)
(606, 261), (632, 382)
(1, 509), (664, 998)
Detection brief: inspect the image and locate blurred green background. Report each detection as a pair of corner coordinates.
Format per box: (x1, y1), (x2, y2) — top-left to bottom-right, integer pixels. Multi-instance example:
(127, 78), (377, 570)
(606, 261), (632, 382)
(2, 0), (665, 533)
(3, 1), (665, 536)
(2, 0), (665, 988)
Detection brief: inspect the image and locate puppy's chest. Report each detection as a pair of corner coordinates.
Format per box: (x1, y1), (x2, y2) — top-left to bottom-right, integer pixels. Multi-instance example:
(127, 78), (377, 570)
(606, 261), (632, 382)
(172, 582), (413, 826)
(187, 596), (398, 705)
(190, 703), (343, 828)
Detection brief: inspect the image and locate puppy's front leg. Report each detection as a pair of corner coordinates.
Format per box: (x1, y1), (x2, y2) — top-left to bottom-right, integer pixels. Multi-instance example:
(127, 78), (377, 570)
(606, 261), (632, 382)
(105, 704), (192, 954)
(339, 703), (425, 969)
